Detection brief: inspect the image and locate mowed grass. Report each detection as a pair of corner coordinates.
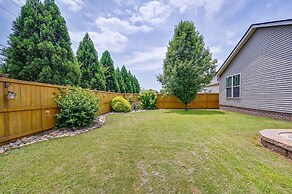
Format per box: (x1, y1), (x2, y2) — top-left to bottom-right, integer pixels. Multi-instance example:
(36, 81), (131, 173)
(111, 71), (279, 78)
(1, 110), (292, 193)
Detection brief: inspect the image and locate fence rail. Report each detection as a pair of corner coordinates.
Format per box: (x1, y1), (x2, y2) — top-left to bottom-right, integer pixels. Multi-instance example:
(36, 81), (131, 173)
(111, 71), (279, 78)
(0, 77), (218, 143)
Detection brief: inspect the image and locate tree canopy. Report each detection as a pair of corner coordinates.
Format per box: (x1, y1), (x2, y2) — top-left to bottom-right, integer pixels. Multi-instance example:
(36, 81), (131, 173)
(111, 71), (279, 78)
(2, 0), (141, 92)
(132, 75), (141, 93)
(121, 65), (133, 93)
(115, 65), (140, 93)
(4, 0), (81, 85)
(115, 67), (126, 93)
(157, 21), (216, 110)
(100, 50), (120, 92)
(76, 33), (106, 90)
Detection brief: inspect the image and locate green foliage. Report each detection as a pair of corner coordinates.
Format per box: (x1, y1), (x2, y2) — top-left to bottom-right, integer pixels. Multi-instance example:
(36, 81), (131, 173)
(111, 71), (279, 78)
(0, 61), (5, 74)
(110, 96), (131, 113)
(157, 21), (216, 110)
(115, 67), (126, 93)
(4, 0), (80, 85)
(53, 86), (99, 128)
(115, 65), (140, 93)
(100, 51), (120, 92)
(121, 65), (133, 93)
(76, 33), (106, 90)
(139, 90), (157, 110)
(126, 94), (140, 110)
(132, 75), (141, 93)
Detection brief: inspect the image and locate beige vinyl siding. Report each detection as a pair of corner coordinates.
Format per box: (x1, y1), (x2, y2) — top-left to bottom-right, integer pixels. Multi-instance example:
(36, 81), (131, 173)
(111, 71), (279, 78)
(219, 25), (292, 113)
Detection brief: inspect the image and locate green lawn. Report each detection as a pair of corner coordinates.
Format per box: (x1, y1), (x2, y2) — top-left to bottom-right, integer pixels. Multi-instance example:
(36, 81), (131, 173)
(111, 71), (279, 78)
(1, 110), (292, 193)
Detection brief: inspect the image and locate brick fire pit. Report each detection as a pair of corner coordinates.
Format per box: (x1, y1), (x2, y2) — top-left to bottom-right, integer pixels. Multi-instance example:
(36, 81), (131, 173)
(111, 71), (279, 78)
(259, 129), (292, 159)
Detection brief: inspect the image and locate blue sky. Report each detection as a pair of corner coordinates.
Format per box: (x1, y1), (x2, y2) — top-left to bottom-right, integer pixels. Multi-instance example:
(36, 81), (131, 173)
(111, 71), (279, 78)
(1, 0), (292, 90)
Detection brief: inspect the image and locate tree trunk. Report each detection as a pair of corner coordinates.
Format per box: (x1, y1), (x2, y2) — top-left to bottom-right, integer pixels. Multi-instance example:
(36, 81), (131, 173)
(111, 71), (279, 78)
(184, 103), (188, 111)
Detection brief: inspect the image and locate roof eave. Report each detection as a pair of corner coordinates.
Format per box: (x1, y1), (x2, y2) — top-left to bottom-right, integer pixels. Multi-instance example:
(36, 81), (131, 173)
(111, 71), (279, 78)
(216, 19), (292, 77)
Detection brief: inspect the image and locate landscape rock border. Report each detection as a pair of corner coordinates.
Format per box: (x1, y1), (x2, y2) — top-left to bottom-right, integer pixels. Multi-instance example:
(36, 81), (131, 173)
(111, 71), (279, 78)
(0, 110), (146, 155)
(1, 111), (143, 155)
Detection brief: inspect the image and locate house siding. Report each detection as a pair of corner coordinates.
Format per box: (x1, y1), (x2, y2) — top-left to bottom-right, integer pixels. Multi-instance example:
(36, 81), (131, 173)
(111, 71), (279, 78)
(219, 25), (292, 114)
(203, 85), (219, 93)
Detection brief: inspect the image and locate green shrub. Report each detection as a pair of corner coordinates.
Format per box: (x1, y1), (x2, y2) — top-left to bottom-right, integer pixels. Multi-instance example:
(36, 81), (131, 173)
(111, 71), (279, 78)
(111, 96), (131, 112)
(53, 86), (99, 128)
(139, 90), (157, 110)
(126, 94), (140, 110)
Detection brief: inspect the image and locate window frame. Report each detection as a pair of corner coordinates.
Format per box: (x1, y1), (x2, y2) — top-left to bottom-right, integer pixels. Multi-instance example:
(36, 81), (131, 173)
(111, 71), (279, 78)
(225, 76), (232, 98)
(225, 73), (241, 98)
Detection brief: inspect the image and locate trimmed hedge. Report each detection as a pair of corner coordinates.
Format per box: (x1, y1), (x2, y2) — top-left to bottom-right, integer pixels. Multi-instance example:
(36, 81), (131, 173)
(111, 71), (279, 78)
(111, 96), (131, 113)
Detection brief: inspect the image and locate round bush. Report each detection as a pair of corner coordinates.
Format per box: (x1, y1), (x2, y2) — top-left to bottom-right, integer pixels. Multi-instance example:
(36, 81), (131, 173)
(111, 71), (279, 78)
(53, 86), (99, 128)
(111, 96), (131, 113)
(139, 90), (157, 110)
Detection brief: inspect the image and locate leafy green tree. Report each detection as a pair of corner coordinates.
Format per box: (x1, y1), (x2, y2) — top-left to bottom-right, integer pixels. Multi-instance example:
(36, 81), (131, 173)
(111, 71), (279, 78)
(76, 33), (106, 90)
(100, 50), (120, 92)
(4, 0), (80, 85)
(115, 67), (126, 93)
(157, 21), (216, 110)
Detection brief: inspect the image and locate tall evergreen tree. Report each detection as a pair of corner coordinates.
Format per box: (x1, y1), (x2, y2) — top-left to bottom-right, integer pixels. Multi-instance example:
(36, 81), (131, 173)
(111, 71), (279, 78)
(128, 70), (134, 93)
(4, 0), (43, 81)
(133, 75), (140, 93)
(157, 21), (216, 110)
(100, 50), (120, 92)
(4, 0), (81, 85)
(129, 73), (135, 93)
(76, 33), (106, 90)
(115, 67), (126, 93)
(121, 65), (133, 93)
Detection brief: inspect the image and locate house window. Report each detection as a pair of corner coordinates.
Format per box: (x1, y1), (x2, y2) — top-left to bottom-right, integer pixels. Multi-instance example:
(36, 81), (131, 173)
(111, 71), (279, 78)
(226, 77), (232, 97)
(233, 74), (240, 97)
(226, 74), (240, 98)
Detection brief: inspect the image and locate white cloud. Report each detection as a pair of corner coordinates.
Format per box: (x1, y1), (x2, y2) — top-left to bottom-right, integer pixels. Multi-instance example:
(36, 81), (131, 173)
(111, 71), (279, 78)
(169, 0), (225, 17)
(95, 17), (152, 34)
(130, 1), (172, 26)
(115, 0), (136, 7)
(69, 31), (128, 53)
(84, 12), (94, 18)
(225, 30), (238, 45)
(58, 0), (84, 12)
(209, 46), (222, 55)
(125, 47), (167, 71)
(113, 9), (123, 15)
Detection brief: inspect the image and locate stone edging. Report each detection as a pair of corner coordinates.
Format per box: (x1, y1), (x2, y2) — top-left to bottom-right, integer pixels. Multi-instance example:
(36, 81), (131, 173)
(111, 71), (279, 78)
(0, 113), (110, 154)
(0, 111), (144, 155)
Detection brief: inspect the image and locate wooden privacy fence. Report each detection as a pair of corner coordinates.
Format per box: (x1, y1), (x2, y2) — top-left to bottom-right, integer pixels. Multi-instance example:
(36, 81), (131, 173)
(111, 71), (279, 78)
(0, 77), (218, 143)
(0, 77), (137, 143)
(156, 93), (219, 109)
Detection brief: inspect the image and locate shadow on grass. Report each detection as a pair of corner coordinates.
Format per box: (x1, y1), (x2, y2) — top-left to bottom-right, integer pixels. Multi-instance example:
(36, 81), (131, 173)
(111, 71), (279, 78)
(165, 109), (225, 115)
